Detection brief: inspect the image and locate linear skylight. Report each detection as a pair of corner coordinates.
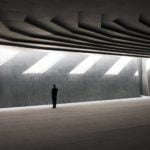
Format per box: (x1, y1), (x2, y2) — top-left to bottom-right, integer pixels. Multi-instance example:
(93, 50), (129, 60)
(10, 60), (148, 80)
(23, 52), (65, 74)
(105, 56), (132, 75)
(0, 49), (19, 66)
(70, 54), (102, 74)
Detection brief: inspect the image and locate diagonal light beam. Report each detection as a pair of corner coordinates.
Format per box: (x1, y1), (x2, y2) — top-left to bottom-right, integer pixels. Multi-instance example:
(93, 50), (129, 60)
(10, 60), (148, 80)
(70, 54), (102, 74)
(23, 52), (65, 74)
(0, 49), (19, 66)
(105, 56), (132, 75)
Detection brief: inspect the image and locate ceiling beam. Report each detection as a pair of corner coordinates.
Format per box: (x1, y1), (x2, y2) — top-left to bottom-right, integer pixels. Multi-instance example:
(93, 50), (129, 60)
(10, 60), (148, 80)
(0, 40), (149, 58)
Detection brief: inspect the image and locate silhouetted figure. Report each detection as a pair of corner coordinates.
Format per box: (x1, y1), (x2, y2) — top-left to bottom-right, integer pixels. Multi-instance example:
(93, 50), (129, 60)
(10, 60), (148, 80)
(51, 84), (58, 108)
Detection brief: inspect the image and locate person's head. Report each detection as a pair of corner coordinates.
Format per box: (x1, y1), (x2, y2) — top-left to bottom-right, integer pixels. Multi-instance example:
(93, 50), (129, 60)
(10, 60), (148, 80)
(53, 84), (56, 88)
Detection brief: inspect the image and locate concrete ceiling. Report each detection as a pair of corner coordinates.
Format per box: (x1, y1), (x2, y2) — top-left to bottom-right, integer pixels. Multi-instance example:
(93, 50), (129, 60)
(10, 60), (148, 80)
(0, 0), (150, 57)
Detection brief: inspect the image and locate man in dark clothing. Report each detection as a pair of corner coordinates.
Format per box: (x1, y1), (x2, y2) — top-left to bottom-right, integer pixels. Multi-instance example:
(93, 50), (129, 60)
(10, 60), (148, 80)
(51, 84), (58, 108)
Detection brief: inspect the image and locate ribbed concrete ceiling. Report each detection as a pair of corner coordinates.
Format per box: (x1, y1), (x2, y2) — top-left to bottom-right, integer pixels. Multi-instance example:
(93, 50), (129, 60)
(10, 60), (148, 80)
(0, 0), (150, 57)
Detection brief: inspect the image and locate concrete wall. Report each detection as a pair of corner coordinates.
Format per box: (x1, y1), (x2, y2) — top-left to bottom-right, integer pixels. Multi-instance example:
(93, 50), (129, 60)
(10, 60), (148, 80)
(142, 58), (150, 96)
(0, 46), (141, 108)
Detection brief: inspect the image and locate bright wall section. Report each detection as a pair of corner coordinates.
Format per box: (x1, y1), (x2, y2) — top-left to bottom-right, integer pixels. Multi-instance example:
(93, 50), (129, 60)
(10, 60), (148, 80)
(0, 46), (141, 108)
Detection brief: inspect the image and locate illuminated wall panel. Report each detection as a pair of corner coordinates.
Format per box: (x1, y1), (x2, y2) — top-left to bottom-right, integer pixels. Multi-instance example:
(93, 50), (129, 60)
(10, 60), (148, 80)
(134, 71), (138, 76)
(23, 52), (65, 74)
(105, 57), (132, 75)
(146, 59), (150, 71)
(0, 49), (19, 66)
(70, 55), (102, 74)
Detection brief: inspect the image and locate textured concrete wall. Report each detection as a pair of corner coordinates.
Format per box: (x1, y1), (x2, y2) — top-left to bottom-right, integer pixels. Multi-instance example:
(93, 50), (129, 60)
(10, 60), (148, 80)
(0, 47), (141, 108)
(141, 59), (149, 96)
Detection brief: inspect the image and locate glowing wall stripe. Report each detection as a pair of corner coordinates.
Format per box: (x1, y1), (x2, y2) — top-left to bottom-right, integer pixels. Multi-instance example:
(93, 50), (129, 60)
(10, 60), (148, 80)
(23, 52), (65, 74)
(70, 54), (102, 74)
(134, 71), (138, 76)
(0, 49), (19, 65)
(0, 97), (145, 112)
(105, 56), (132, 75)
(146, 59), (150, 71)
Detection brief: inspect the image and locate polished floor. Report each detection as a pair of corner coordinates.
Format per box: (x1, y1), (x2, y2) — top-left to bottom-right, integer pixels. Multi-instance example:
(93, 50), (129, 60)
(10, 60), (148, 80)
(0, 97), (150, 150)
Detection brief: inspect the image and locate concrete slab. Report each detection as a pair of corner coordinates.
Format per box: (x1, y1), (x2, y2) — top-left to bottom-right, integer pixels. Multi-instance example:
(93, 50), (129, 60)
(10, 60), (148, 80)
(0, 97), (150, 150)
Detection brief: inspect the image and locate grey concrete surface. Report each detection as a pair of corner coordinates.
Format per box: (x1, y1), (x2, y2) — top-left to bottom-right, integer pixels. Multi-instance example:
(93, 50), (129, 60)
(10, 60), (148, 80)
(0, 97), (150, 150)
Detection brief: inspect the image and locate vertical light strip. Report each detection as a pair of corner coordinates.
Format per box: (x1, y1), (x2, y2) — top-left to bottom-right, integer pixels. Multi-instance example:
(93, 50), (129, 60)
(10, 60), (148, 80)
(134, 71), (138, 76)
(70, 54), (102, 74)
(0, 49), (19, 66)
(105, 56), (132, 75)
(23, 52), (65, 74)
(146, 59), (150, 71)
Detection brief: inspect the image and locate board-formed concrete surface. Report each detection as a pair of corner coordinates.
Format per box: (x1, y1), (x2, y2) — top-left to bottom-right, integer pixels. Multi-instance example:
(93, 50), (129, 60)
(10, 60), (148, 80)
(0, 97), (150, 150)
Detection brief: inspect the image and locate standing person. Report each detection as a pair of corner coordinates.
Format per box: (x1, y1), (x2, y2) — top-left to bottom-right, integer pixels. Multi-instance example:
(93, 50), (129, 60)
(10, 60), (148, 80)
(51, 84), (58, 108)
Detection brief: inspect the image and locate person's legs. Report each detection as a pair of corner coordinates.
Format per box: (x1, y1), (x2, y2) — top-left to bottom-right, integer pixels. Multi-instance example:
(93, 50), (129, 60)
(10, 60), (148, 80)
(54, 97), (57, 108)
(52, 97), (57, 108)
(52, 97), (55, 108)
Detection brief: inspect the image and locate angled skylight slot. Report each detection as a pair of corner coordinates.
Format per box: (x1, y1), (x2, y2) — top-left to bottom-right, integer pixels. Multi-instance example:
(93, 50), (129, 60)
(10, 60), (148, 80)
(0, 49), (19, 66)
(70, 54), (102, 74)
(146, 59), (150, 71)
(23, 52), (65, 74)
(105, 56), (132, 75)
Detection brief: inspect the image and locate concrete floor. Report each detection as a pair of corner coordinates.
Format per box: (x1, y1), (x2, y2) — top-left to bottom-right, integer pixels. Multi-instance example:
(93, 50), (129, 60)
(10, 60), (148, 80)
(0, 97), (150, 150)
